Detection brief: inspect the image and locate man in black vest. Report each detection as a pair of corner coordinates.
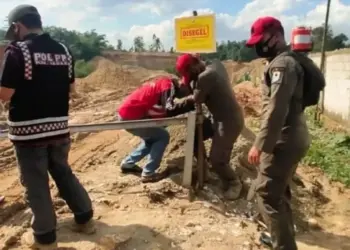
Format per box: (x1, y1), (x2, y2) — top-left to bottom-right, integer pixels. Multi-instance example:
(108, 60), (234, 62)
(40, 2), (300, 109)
(0, 5), (95, 248)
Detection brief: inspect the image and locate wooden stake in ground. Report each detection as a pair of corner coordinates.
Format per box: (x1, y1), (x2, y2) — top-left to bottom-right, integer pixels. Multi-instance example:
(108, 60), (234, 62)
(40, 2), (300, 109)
(190, 10), (206, 191)
(195, 104), (205, 190)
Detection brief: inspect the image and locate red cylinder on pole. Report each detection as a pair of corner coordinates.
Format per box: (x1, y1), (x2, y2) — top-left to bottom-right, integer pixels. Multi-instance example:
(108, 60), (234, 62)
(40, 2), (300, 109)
(291, 26), (313, 52)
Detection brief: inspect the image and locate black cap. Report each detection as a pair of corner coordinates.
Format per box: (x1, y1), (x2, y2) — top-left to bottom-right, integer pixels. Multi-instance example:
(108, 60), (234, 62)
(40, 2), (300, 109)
(5, 5), (41, 40)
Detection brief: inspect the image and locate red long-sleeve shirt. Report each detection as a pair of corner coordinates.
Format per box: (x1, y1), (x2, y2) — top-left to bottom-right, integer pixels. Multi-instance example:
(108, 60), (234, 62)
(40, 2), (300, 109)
(117, 77), (176, 120)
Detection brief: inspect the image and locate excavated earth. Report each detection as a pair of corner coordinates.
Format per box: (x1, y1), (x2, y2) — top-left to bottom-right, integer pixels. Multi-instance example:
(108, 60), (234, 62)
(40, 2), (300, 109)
(0, 58), (349, 250)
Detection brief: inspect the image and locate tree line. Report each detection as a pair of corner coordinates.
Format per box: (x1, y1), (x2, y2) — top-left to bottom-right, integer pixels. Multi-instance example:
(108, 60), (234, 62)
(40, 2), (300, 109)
(202, 24), (350, 62)
(0, 24), (348, 77)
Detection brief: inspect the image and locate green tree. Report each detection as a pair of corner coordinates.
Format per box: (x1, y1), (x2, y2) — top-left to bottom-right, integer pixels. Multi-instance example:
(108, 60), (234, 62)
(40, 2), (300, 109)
(201, 40), (258, 62)
(117, 39), (123, 50)
(0, 26), (114, 62)
(238, 41), (258, 61)
(0, 29), (6, 40)
(44, 26), (113, 61)
(329, 33), (348, 50)
(311, 24), (348, 52)
(311, 25), (333, 52)
(133, 36), (145, 52)
(74, 59), (94, 78)
(149, 34), (163, 52)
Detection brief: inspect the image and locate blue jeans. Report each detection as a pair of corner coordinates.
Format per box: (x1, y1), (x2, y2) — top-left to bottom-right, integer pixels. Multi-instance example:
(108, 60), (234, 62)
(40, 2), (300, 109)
(122, 127), (170, 176)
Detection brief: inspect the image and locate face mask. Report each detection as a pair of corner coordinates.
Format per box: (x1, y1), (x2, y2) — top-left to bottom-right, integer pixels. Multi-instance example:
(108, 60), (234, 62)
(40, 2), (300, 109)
(255, 36), (277, 58)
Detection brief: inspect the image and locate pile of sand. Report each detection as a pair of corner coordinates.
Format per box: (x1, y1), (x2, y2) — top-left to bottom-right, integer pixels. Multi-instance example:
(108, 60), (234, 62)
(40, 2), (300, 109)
(222, 60), (249, 84)
(234, 81), (262, 117)
(223, 59), (266, 86)
(222, 59), (264, 118)
(76, 58), (139, 92)
(71, 57), (177, 111)
(76, 57), (174, 94)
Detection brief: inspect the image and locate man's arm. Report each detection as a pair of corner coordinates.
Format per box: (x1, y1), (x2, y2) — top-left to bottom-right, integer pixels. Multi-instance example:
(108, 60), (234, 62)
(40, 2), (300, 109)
(0, 48), (22, 101)
(164, 83), (195, 117)
(254, 57), (299, 153)
(166, 96), (195, 117)
(193, 70), (213, 104)
(68, 49), (78, 98)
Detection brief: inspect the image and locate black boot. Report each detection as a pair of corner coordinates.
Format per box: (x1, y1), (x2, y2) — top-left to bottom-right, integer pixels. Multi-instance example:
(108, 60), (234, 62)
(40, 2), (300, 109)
(260, 232), (273, 249)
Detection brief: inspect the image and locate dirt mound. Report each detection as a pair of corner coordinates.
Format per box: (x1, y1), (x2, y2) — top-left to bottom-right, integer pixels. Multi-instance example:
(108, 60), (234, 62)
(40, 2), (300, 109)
(223, 59), (266, 86)
(234, 81), (261, 117)
(76, 57), (172, 93)
(71, 58), (175, 113)
(76, 58), (139, 93)
(222, 60), (248, 84)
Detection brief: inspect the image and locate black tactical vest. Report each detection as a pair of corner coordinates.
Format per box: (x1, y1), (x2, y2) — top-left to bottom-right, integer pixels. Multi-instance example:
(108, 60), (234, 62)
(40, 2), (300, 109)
(7, 33), (73, 141)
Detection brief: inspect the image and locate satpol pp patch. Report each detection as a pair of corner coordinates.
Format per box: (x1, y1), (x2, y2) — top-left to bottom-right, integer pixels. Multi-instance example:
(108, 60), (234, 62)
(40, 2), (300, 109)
(271, 68), (284, 84)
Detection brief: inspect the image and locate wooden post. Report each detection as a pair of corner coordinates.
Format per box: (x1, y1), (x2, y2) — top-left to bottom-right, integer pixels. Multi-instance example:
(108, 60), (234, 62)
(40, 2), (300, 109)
(192, 10), (205, 190)
(195, 104), (205, 189)
(182, 112), (196, 188)
(316, 0), (331, 121)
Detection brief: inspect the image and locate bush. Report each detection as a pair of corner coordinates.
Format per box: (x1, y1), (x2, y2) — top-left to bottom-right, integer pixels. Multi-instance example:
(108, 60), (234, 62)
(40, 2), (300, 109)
(248, 107), (350, 187)
(303, 108), (350, 186)
(236, 73), (251, 84)
(75, 60), (94, 78)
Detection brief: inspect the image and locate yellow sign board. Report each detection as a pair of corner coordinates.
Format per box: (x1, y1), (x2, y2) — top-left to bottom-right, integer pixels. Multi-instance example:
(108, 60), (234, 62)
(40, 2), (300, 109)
(175, 14), (216, 53)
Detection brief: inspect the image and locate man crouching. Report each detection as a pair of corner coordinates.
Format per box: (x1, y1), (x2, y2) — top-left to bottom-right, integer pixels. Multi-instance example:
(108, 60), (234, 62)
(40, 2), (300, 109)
(117, 76), (195, 183)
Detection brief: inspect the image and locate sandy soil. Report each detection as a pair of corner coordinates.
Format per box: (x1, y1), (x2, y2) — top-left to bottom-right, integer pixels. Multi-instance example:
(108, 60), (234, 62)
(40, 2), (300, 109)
(0, 58), (349, 250)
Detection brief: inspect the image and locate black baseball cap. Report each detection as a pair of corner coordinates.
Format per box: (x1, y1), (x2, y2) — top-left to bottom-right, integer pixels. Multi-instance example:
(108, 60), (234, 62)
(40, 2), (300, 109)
(5, 4), (41, 40)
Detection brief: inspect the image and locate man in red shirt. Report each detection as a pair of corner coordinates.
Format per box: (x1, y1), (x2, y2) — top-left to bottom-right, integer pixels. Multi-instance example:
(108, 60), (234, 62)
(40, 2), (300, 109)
(117, 76), (194, 183)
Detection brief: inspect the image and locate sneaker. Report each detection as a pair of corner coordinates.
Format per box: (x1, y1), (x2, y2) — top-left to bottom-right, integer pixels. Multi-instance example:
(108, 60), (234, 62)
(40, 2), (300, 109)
(120, 163), (143, 174)
(70, 219), (96, 235)
(141, 173), (165, 183)
(22, 232), (57, 250)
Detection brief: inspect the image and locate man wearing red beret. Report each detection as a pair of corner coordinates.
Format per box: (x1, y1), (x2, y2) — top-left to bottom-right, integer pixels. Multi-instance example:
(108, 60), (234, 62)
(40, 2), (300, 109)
(246, 16), (311, 250)
(176, 53), (244, 200)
